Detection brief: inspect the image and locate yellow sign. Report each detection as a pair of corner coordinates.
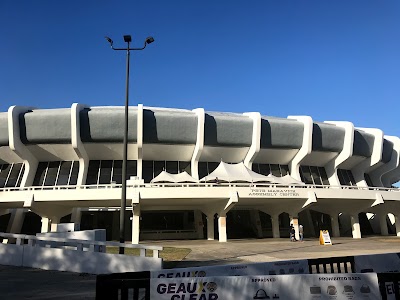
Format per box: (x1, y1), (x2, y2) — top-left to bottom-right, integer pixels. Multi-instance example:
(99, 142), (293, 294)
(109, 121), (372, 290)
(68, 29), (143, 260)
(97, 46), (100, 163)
(319, 230), (332, 245)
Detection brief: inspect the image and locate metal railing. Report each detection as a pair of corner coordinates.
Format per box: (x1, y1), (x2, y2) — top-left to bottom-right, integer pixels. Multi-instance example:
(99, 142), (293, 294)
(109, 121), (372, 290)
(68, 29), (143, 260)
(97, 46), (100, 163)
(0, 182), (398, 193)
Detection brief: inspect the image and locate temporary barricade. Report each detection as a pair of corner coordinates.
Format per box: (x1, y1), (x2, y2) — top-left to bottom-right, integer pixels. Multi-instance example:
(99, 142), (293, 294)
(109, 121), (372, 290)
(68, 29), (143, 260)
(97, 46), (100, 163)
(95, 253), (400, 299)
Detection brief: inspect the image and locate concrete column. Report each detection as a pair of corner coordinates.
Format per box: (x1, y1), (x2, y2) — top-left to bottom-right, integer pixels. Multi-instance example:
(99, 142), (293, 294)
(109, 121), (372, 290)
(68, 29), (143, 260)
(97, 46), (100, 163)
(218, 213), (227, 242)
(71, 208), (82, 230)
(250, 210), (263, 238)
(7, 209), (25, 234)
(206, 214), (214, 241)
(271, 214), (280, 238)
(290, 215), (299, 240)
(50, 217), (60, 232)
(350, 214), (362, 239)
(41, 217), (50, 233)
(194, 210), (204, 239)
(330, 214), (340, 237)
(379, 213), (389, 236)
(395, 214), (400, 237)
(131, 205), (141, 244)
(112, 211), (119, 240)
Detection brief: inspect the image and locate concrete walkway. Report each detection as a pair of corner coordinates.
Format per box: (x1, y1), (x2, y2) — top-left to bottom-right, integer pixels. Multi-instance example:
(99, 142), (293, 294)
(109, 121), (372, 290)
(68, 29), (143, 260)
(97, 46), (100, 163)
(1, 236), (399, 299)
(148, 236), (400, 268)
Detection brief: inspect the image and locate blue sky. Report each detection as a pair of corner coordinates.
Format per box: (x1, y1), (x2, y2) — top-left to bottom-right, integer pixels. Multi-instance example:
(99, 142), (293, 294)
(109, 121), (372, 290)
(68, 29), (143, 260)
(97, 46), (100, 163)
(0, 1), (399, 137)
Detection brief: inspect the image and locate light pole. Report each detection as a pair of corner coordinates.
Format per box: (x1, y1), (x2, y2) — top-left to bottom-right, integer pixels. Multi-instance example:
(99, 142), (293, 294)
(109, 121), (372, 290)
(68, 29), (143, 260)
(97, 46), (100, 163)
(105, 35), (154, 254)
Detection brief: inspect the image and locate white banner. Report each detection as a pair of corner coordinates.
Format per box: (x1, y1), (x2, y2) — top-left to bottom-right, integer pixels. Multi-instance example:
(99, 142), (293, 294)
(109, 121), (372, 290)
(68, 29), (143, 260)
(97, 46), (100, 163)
(151, 259), (309, 279)
(354, 253), (400, 273)
(150, 273), (380, 299)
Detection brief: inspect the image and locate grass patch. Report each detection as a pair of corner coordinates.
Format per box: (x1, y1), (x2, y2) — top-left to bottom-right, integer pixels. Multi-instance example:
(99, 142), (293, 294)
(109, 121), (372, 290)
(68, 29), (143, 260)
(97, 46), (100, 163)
(106, 246), (191, 263)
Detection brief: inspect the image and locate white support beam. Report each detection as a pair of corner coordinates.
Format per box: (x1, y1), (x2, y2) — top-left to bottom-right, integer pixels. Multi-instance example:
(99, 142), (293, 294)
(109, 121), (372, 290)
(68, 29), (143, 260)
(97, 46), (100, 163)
(380, 136), (400, 187)
(352, 128), (383, 187)
(287, 116), (313, 181)
(191, 108), (205, 180)
(324, 121), (354, 186)
(137, 104), (144, 179)
(243, 112), (261, 169)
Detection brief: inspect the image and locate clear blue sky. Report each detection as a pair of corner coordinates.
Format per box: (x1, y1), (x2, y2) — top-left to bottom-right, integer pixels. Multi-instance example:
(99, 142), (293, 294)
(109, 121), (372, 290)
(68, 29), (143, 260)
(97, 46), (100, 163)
(1, 1), (399, 137)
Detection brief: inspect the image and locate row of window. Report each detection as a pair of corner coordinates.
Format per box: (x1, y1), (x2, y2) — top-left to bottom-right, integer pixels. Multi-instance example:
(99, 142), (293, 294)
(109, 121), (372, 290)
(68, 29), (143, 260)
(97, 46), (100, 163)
(252, 164), (290, 177)
(86, 160), (137, 185)
(337, 169), (357, 186)
(33, 161), (79, 186)
(0, 160), (385, 188)
(299, 166), (330, 186)
(143, 161), (191, 183)
(0, 163), (25, 188)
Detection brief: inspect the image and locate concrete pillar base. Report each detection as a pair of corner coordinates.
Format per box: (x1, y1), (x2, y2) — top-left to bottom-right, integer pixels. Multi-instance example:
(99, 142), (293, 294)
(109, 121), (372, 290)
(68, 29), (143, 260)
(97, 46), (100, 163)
(271, 214), (280, 238)
(206, 214), (214, 241)
(218, 214), (227, 242)
(250, 210), (263, 238)
(379, 213), (389, 236)
(330, 214), (340, 237)
(41, 217), (50, 233)
(131, 204), (141, 244)
(351, 214), (362, 239)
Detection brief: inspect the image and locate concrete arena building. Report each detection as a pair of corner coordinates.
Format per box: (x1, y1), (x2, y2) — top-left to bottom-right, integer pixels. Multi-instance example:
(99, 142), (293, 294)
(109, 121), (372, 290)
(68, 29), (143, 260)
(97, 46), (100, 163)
(0, 104), (399, 243)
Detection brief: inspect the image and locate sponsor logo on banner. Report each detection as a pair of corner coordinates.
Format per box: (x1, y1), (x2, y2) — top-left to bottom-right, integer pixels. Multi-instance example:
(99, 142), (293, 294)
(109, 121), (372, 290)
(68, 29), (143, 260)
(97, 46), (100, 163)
(155, 280), (219, 299)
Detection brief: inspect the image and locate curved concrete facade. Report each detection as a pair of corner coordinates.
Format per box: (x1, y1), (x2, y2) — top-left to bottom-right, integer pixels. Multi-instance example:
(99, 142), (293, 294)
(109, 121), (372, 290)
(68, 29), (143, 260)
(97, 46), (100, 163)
(0, 104), (399, 243)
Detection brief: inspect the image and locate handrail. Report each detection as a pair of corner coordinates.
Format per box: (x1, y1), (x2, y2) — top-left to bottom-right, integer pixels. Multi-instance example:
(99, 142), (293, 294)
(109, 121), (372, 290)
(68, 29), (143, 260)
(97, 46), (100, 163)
(0, 182), (398, 193)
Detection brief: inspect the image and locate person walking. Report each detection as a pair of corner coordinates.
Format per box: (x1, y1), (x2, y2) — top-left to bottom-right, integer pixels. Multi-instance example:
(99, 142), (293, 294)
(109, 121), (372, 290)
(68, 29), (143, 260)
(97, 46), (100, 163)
(299, 224), (304, 242)
(290, 225), (296, 242)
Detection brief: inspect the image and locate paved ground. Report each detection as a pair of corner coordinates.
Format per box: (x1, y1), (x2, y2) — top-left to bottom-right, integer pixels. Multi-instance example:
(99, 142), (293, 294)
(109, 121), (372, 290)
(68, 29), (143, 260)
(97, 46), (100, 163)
(1, 236), (399, 299)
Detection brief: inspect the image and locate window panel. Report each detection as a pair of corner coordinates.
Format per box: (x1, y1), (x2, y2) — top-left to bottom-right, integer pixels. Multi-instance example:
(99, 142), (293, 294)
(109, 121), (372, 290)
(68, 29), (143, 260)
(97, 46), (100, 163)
(252, 163), (260, 173)
(270, 164), (281, 177)
(364, 173), (373, 187)
(259, 164), (270, 176)
(142, 161), (153, 183)
(44, 162), (60, 186)
(154, 161), (165, 178)
(339, 169), (351, 186)
(99, 160), (113, 184)
(178, 161), (190, 173)
(319, 167), (330, 185)
(310, 166), (322, 185)
(56, 161), (72, 186)
(208, 162), (219, 174)
(6, 164), (23, 187)
(16, 164), (25, 187)
(33, 162), (48, 186)
(0, 164), (11, 188)
(300, 166), (313, 184)
(166, 161), (178, 174)
(86, 161), (100, 185)
(347, 170), (356, 186)
(126, 160), (137, 180)
(337, 169), (347, 185)
(198, 162), (208, 179)
(280, 165), (290, 176)
(69, 161), (79, 185)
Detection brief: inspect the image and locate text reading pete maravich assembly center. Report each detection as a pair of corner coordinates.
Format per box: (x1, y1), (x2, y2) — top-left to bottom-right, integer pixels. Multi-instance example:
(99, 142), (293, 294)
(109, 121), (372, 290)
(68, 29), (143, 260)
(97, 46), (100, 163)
(248, 188), (300, 197)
